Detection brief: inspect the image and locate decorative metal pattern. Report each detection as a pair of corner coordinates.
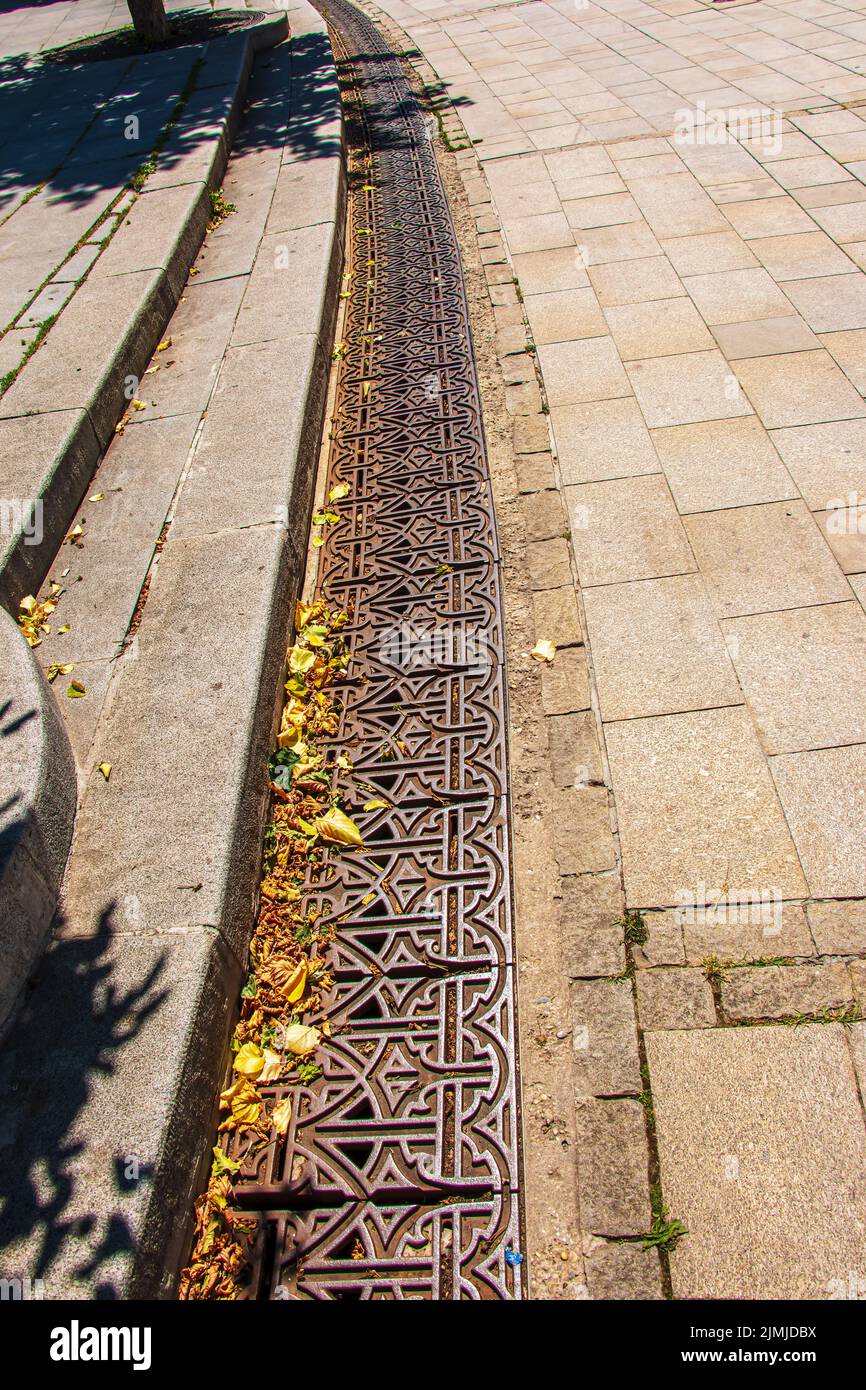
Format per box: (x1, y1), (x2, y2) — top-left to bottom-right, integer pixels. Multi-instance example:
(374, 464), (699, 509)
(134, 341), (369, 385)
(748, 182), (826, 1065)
(233, 0), (523, 1298)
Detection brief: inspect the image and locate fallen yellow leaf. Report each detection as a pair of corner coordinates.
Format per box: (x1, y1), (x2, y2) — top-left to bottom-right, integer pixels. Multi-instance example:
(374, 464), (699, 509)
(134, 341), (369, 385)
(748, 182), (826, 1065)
(46, 661), (74, 683)
(66, 681), (87, 698)
(259, 1048), (283, 1083)
(329, 482), (350, 502)
(98, 762), (112, 781)
(530, 639), (557, 664)
(233, 1042), (264, 1077)
(218, 1077), (260, 1130)
(260, 957), (307, 1004)
(288, 644), (317, 674)
(272, 1095), (292, 1135)
(363, 799), (389, 811)
(315, 807), (364, 848)
(283, 1024), (321, 1057)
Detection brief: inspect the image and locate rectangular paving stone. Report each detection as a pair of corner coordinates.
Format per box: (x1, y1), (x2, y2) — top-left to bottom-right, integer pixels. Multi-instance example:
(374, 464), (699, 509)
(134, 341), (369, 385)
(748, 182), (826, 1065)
(512, 245), (588, 295)
(810, 200), (866, 241)
(584, 1241), (664, 1300)
(17, 281), (74, 327)
(722, 602), (866, 754)
(545, 146), (615, 182)
(541, 645), (590, 715)
(60, 523), (292, 962)
(682, 267), (793, 325)
(559, 870), (625, 980)
(821, 327), (866, 393)
(532, 583), (583, 647)
(721, 962), (853, 1021)
(807, 899), (866, 955)
(570, 979), (642, 1097)
(524, 287), (607, 344)
(646, 1025), (866, 1298)
(719, 195), (816, 239)
(566, 475), (695, 587)
(520, 488), (567, 542)
(32, 412), (200, 665)
(574, 221), (662, 266)
(770, 745), (866, 898)
(589, 255), (686, 306)
(513, 413), (550, 457)
(546, 708), (602, 790)
(230, 225), (338, 348)
(527, 537), (572, 590)
(710, 313), (820, 358)
(781, 272), (866, 332)
(583, 574), (741, 721)
(626, 349), (753, 428)
(552, 785), (616, 875)
(660, 230), (759, 275)
(626, 172), (728, 238)
(551, 397), (660, 484)
(682, 900), (815, 964)
(814, 506), (866, 574)
(633, 909), (685, 969)
(169, 334), (324, 539)
(635, 967), (716, 1029)
(769, 418), (866, 509)
(574, 1099), (652, 1237)
(504, 210), (573, 254)
(562, 192), (641, 229)
(553, 173), (627, 203)
(684, 500), (851, 617)
(128, 276), (247, 423)
(605, 297), (714, 359)
(748, 229), (856, 280)
(651, 416), (797, 514)
(537, 337), (631, 406)
(771, 153), (852, 188)
(605, 706), (808, 909)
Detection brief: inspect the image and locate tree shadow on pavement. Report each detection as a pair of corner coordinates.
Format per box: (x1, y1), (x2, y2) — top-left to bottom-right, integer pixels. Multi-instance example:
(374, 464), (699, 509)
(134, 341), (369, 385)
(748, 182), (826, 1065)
(0, 903), (169, 1298)
(0, 14), (343, 212)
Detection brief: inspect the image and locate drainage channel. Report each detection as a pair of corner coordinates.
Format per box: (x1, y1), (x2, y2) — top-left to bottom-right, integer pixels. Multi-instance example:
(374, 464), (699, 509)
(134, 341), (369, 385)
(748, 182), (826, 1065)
(185, 0), (523, 1300)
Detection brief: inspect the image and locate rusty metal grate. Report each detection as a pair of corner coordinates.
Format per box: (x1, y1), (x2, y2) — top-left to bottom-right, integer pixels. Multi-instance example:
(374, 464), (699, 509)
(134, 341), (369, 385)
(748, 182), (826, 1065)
(231, 0), (524, 1299)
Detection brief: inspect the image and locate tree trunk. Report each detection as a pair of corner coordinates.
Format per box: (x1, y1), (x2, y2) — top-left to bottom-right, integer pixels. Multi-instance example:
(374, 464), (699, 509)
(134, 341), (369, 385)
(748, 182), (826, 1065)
(127, 0), (170, 43)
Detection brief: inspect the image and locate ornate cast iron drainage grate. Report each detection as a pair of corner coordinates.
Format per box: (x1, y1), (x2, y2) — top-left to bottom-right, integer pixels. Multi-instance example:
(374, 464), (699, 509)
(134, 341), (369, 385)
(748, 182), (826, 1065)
(227, 0), (524, 1299)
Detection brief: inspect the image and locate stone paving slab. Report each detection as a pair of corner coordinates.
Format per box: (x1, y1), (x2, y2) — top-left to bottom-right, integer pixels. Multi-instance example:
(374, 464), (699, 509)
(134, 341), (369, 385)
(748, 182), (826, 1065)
(605, 705), (808, 909)
(646, 1026), (866, 1299)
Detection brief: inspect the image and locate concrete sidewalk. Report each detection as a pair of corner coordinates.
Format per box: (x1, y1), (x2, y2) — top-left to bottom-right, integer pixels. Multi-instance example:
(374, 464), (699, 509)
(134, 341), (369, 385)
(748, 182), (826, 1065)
(367, 0), (866, 1300)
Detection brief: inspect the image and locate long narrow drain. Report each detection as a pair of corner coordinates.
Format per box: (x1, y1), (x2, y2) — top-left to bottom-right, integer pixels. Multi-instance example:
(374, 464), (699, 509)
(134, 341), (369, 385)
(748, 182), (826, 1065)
(188, 0), (523, 1300)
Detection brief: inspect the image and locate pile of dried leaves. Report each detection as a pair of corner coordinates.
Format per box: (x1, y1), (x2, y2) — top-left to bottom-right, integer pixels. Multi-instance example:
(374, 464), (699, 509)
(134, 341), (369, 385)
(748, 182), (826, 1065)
(180, 591), (363, 1300)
